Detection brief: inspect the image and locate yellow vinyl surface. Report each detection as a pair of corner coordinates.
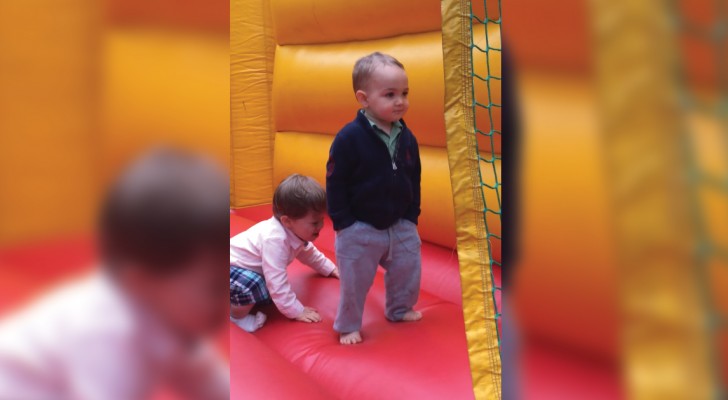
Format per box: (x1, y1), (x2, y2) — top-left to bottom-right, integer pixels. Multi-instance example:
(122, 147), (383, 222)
(233, 2), (504, 250)
(273, 31), (447, 146)
(273, 24), (500, 155)
(270, 0), (442, 45)
(101, 29), (230, 185)
(0, 0), (98, 245)
(1, 3), (231, 244)
(441, 1), (502, 398)
(230, 0), (276, 207)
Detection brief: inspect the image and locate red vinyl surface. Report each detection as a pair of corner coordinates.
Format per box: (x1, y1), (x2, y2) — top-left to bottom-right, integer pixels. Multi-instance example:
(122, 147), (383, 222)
(0, 207), (620, 398)
(230, 325), (337, 399)
(230, 206), (476, 400)
(0, 235), (96, 315)
(231, 205), (621, 399)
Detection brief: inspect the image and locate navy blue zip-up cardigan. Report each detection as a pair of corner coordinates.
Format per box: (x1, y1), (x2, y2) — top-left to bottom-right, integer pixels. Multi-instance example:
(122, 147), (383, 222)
(326, 111), (421, 231)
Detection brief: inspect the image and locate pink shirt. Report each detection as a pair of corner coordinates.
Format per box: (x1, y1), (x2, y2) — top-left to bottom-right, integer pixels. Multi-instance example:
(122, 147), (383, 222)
(230, 217), (335, 318)
(0, 272), (229, 400)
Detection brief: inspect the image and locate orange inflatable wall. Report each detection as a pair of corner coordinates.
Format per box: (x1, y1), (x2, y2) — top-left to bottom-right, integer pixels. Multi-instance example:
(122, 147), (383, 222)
(0, 0), (230, 245)
(232, 0), (503, 251)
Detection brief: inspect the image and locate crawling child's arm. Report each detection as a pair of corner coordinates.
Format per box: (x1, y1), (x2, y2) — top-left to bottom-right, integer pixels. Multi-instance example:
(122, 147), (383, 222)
(260, 235), (308, 320)
(296, 243), (336, 278)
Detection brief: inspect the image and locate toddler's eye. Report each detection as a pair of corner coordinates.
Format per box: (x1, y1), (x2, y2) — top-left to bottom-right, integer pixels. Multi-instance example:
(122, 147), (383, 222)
(403, 91), (409, 97)
(385, 93), (394, 98)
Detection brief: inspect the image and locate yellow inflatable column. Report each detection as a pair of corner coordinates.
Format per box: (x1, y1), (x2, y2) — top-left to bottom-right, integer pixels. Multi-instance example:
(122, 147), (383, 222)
(593, 0), (717, 398)
(230, 0), (276, 207)
(442, 1), (501, 399)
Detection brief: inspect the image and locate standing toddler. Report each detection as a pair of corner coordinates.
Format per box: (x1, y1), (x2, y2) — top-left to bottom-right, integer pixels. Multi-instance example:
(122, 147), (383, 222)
(326, 52), (423, 345)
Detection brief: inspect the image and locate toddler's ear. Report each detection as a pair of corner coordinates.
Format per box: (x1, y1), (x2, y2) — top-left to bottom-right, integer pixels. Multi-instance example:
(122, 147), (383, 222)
(279, 215), (293, 229)
(355, 90), (368, 107)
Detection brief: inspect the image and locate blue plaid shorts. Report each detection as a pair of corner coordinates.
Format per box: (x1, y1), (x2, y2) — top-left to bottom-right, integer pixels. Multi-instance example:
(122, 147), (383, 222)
(230, 266), (272, 306)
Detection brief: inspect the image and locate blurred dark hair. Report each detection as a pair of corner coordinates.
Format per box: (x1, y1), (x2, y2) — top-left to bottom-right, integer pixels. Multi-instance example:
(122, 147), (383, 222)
(98, 147), (229, 274)
(272, 174), (326, 220)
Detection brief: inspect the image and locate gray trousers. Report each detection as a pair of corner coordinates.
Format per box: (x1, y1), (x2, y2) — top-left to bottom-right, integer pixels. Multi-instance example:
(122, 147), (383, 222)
(334, 219), (422, 333)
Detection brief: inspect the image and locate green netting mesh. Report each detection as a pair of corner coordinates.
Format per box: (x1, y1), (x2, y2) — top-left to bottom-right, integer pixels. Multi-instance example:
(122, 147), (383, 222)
(672, 0), (728, 397)
(470, 0), (502, 352)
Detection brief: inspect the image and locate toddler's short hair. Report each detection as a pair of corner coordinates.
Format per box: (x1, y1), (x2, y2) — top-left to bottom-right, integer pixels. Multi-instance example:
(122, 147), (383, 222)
(272, 174), (326, 220)
(99, 147), (229, 274)
(352, 52), (405, 93)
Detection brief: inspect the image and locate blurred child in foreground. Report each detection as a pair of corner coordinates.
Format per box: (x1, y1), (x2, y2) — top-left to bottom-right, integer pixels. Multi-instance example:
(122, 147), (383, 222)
(0, 148), (230, 399)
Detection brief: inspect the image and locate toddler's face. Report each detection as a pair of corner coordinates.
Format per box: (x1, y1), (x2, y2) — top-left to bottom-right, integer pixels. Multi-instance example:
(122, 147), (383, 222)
(127, 252), (228, 339)
(282, 211), (325, 242)
(358, 64), (409, 126)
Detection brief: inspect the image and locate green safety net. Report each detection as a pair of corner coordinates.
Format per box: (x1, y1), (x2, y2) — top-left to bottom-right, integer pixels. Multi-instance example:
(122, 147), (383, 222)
(672, 0), (728, 397)
(470, 0), (503, 351)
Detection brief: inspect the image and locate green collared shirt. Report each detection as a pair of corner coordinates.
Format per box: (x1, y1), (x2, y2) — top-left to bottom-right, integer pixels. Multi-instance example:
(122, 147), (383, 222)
(362, 110), (403, 159)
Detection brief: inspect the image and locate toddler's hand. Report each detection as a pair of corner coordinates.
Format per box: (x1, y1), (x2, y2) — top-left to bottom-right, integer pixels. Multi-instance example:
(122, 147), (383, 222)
(295, 306), (322, 323)
(329, 268), (340, 279)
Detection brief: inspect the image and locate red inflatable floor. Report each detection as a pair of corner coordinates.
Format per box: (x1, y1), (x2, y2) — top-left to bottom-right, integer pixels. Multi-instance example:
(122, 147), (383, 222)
(0, 207), (621, 398)
(230, 205), (621, 399)
(0, 235), (97, 315)
(230, 206), (478, 399)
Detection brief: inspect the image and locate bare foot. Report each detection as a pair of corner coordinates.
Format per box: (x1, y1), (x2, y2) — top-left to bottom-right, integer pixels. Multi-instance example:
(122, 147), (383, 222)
(401, 310), (423, 322)
(340, 331), (363, 345)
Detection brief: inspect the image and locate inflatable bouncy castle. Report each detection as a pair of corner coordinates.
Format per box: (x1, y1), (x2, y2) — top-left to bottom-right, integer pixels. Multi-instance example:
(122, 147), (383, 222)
(230, 0), (503, 398)
(5, 0), (725, 398)
(0, 0), (624, 397)
(230, 0), (636, 398)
